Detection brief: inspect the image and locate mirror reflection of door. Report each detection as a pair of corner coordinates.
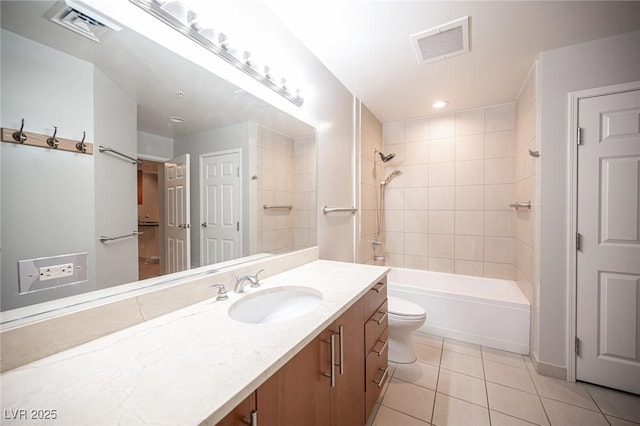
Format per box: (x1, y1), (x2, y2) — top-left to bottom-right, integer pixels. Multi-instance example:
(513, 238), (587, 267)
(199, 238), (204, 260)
(200, 150), (242, 264)
(137, 160), (162, 280)
(165, 154), (191, 274)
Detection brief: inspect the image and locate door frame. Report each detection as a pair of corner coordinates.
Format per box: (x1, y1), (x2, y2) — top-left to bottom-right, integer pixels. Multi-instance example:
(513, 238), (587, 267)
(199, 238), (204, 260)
(199, 148), (243, 263)
(566, 80), (640, 382)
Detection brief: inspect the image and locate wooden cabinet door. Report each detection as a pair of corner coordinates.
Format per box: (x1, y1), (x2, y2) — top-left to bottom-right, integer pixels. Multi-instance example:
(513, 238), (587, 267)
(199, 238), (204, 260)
(215, 392), (256, 426)
(330, 297), (365, 426)
(257, 335), (326, 426)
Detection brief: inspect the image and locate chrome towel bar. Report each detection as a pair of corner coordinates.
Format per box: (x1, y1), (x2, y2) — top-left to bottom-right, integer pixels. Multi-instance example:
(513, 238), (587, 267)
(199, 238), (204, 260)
(100, 231), (142, 243)
(509, 201), (532, 210)
(322, 205), (357, 215)
(98, 145), (141, 165)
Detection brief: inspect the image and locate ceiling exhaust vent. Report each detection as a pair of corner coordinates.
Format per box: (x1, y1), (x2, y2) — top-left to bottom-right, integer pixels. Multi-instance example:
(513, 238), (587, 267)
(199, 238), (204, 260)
(46, 0), (121, 43)
(410, 16), (470, 65)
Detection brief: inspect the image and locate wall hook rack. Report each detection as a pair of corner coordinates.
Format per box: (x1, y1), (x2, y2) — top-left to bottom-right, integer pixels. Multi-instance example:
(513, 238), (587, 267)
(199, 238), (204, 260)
(75, 131), (87, 153)
(2, 123), (94, 156)
(46, 126), (59, 149)
(12, 118), (27, 143)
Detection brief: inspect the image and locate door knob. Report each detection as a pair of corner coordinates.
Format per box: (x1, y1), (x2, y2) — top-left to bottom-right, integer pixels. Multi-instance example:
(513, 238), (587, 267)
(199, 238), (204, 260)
(201, 222), (207, 227)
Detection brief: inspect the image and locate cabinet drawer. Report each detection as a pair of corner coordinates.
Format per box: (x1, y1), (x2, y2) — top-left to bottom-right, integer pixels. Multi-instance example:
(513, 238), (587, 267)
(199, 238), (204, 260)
(365, 328), (389, 419)
(365, 299), (388, 354)
(365, 277), (387, 318)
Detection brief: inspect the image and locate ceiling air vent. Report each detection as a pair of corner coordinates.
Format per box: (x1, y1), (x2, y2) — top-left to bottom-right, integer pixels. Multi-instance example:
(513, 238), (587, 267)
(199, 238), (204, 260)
(410, 16), (470, 65)
(46, 0), (121, 43)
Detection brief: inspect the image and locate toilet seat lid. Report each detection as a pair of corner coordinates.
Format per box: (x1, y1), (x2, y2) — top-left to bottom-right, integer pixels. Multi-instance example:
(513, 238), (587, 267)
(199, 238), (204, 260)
(388, 296), (426, 317)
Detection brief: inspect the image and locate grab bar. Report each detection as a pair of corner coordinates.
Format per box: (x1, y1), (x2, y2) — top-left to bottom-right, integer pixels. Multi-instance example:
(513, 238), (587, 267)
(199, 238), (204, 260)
(322, 205), (357, 215)
(509, 201), (532, 210)
(99, 231), (142, 243)
(263, 205), (293, 211)
(98, 145), (141, 165)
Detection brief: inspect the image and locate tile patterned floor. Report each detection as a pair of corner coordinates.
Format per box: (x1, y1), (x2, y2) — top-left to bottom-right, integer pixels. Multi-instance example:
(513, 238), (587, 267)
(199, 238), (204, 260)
(368, 333), (640, 426)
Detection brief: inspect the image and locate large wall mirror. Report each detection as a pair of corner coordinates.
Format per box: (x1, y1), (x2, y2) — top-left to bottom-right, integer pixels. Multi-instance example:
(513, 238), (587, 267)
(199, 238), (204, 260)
(0, 1), (317, 314)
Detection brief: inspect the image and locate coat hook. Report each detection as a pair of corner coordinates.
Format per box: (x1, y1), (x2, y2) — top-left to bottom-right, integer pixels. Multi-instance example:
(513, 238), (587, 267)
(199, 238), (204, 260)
(528, 148), (540, 158)
(46, 126), (59, 149)
(75, 131), (87, 153)
(12, 118), (27, 143)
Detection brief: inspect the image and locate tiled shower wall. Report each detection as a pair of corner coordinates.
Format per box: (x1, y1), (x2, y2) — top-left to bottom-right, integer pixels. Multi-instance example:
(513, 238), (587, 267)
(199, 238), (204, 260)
(514, 64), (538, 303)
(381, 104), (517, 279)
(257, 126), (316, 254)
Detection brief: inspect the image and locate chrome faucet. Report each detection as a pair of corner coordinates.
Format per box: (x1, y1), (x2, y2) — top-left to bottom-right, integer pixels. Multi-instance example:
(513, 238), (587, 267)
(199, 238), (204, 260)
(234, 269), (264, 293)
(210, 284), (228, 301)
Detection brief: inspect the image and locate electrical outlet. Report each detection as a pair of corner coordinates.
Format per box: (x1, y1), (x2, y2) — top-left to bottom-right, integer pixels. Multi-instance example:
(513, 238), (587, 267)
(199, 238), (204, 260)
(39, 263), (74, 281)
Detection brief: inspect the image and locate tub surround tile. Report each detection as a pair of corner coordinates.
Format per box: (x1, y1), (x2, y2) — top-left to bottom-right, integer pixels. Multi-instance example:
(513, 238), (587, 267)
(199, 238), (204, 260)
(428, 257), (455, 273)
(429, 187), (455, 210)
(430, 138), (455, 163)
(405, 117), (430, 142)
(456, 108), (485, 136)
(455, 134), (485, 161)
(429, 114), (456, 139)
(454, 260), (484, 277)
(383, 121), (405, 145)
(429, 211), (455, 234)
(485, 103), (517, 132)
(2, 259), (388, 426)
(485, 130), (516, 159)
(455, 211), (484, 236)
(455, 185), (484, 210)
(429, 162), (455, 186)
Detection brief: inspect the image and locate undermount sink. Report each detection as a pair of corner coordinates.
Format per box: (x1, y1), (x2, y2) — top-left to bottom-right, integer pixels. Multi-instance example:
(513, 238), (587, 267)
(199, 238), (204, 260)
(228, 286), (323, 324)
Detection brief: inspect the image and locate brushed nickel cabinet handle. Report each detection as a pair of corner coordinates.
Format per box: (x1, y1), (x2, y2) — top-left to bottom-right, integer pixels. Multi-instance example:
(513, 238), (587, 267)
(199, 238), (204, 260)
(376, 311), (388, 325)
(241, 409), (258, 426)
(323, 333), (337, 387)
(374, 339), (389, 357)
(374, 367), (388, 387)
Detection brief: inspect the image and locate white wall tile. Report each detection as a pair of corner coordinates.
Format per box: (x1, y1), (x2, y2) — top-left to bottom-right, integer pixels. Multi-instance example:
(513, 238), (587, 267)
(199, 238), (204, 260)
(485, 211), (515, 237)
(456, 134), (485, 161)
(456, 160), (485, 185)
(455, 260), (484, 277)
(430, 114), (456, 139)
(405, 255), (429, 270)
(484, 262), (515, 280)
(386, 231), (405, 254)
(455, 211), (484, 236)
(429, 186), (455, 210)
(484, 237), (515, 263)
(429, 257), (455, 273)
(383, 121), (405, 145)
(485, 184), (514, 211)
(405, 117), (430, 142)
(385, 188), (406, 210)
(485, 130), (516, 159)
(485, 157), (514, 185)
(405, 141), (429, 165)
(429, 162), (455, 187)
(485, 104), (516, 132)
(403, 164), (429, 188)
(430, 138), (456, 163)
(429, 211), (455, 234)
(405, 233), (428, 256)
(429, 234), (455, 258)
(405, 210), (429, 234)
(455, 235), (484, 261)
(456, 108), (485, 136)
(405, 188), (429, 210)
(385, 209), (405, 233)
(455, 186), (484, 210)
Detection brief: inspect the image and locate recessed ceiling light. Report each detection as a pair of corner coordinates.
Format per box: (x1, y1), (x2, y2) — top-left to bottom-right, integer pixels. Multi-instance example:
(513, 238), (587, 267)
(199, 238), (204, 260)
(169, 116), (185, 123)
(432, 100), (449, 109)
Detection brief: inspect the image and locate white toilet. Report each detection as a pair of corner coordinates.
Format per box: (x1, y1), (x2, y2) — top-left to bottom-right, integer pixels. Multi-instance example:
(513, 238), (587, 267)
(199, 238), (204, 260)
(387, 296), (427, 363)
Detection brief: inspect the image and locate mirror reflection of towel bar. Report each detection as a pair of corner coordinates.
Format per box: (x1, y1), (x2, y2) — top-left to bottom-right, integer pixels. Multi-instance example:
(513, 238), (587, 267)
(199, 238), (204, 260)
(99, 231), (142, 243)
(98, 145), (141, 165)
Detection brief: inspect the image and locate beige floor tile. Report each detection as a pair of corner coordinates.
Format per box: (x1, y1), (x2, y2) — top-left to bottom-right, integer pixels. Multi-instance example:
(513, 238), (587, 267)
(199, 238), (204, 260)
(415, 332), (444, 348)
(585, 384), (640, 423)
(373, 405), (431, 426)
(443, 338), (482, 358)
(382, 378), (436, 422)
(490, 410), (539, 426)
(529, 373), (599, 411)
(441, 350), (484, 379)
(432, 392), (489, 426)
(606, 415), (640, 426)
(437, 369), (488, 407)
(486, 382), (550, 426)
(481, 346), (526, 369)
(393, 361), (439, 390)
(415, 343), (442, 367)
(484, 359), (537, 394)
(542, 397), (609, 426)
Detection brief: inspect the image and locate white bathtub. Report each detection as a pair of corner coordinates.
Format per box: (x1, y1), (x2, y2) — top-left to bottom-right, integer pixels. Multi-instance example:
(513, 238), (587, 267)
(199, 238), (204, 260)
(387, 268), (530, 354)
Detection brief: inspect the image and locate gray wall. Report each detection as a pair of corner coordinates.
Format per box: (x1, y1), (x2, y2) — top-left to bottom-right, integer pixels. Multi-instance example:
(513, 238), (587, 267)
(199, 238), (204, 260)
(537, 29), (640, 371)
(1, 30), (96, 310)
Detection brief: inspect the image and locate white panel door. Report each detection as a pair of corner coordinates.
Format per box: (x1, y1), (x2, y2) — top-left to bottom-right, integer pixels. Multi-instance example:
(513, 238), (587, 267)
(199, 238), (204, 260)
(200, 151), (241, 264)
(164, 154), (190, 274)
(577, 89), (640, 394)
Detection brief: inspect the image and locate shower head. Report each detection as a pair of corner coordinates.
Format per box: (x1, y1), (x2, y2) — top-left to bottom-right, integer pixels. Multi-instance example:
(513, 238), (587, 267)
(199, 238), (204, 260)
(380, 169), (401, 186)
(378, 151), (396, 162)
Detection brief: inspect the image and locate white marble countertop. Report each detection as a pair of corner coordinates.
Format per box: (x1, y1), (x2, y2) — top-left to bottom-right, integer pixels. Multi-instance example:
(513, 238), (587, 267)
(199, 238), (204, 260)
(0, 260), (388, 425)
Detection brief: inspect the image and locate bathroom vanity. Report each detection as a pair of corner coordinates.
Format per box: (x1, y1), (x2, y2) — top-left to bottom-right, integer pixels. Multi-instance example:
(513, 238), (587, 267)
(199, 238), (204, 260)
(0, 257), (388, 425)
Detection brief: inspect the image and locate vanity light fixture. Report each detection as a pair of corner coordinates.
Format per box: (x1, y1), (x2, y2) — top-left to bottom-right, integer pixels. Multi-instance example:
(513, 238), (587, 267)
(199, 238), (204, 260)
(432, 100), (449, 109)
(129, 0), (304, 107)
